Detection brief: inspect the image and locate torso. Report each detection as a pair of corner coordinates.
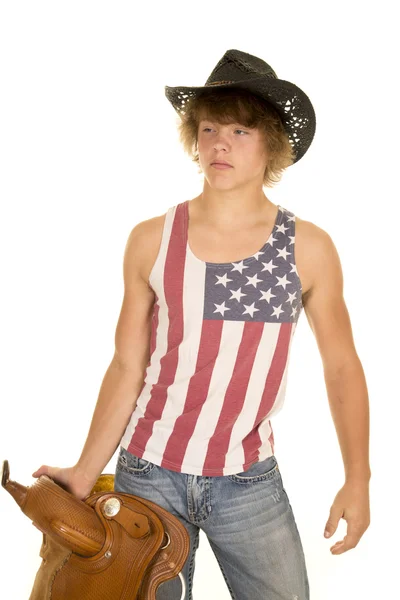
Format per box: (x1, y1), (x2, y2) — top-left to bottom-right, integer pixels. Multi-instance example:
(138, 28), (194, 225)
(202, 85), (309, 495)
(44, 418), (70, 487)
(139, 199), (315, 303)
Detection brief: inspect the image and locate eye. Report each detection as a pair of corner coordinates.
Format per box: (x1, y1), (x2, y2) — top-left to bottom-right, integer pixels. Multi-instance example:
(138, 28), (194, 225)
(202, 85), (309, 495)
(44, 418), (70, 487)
(202, 127), (248, 135)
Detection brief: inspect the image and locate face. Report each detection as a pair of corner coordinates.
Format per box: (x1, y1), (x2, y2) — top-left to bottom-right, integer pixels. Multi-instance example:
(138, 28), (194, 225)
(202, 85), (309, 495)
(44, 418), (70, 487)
(197, 118), (268, 189)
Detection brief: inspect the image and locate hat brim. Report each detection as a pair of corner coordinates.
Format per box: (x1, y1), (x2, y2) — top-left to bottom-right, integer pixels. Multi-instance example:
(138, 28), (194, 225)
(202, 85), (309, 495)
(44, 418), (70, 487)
(165, 76), (314, 118)
(164, 76), (316, 164)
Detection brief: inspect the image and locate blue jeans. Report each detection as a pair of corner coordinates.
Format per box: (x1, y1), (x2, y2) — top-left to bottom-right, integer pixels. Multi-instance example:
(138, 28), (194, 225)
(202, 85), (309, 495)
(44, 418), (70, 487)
(114, 446), (310, 600)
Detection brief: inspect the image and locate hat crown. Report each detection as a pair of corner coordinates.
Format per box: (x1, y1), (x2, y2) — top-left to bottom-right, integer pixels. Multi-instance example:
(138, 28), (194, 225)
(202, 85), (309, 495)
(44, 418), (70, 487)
(205, 49), (278, 86)
(164, 48), (316, 165)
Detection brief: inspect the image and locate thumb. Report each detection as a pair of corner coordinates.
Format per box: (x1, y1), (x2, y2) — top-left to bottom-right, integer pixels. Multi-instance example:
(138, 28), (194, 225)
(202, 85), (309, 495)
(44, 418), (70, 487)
(324, 507), (342, 538)
(32, 465), (55, 479)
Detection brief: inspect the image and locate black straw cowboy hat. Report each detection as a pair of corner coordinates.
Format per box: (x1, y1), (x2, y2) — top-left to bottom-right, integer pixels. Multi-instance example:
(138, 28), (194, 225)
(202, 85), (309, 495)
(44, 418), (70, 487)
(165, 48), (316, 164)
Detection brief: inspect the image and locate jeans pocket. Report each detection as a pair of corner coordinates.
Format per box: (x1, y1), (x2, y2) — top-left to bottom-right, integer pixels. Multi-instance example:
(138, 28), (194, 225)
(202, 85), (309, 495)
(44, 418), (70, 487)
(227, 455), (279, 484)
(116, 446), (156, 477)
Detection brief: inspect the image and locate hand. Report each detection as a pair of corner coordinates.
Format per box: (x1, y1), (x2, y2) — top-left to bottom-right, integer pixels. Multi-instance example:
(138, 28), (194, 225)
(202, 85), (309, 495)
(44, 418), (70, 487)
(32, 464), (97, 501)
(324, 480), (370, 555)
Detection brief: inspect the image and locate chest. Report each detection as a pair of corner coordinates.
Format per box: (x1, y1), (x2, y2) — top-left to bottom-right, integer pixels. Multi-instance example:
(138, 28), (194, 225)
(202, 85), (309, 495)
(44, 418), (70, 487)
(186, 216), (313, 297)
(141, 206), (314, 306)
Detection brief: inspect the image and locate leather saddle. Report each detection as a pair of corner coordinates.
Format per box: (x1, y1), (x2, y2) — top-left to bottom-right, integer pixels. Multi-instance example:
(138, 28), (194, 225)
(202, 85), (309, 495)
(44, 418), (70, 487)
(1, 459), (189, 599)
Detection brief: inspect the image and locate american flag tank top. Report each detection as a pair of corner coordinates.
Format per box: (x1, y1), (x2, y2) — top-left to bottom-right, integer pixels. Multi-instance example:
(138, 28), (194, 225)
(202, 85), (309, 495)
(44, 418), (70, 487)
(120, 200), (303, 476)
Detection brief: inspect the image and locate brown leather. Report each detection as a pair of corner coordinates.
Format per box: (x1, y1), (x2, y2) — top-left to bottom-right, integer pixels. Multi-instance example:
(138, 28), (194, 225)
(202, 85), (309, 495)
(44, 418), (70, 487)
(1, 460), (190, 599)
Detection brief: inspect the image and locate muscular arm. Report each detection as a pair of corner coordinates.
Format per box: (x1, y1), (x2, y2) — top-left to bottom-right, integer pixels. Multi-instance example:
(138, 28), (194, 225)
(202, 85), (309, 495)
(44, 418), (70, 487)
(74, 220), (156, 482)
(302, 224), (371, 482)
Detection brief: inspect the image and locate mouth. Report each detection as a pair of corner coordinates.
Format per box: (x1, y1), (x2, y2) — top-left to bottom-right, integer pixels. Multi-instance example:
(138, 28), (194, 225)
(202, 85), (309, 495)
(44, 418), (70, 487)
(211, 162), (233, 168)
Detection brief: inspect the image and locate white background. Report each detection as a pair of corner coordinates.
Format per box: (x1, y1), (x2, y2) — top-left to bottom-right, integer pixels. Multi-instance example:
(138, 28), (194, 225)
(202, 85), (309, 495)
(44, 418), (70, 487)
(1, 1), (398, 598)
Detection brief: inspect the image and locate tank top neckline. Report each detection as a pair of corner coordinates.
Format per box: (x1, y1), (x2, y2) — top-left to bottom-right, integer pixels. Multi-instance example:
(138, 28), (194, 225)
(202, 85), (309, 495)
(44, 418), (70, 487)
(183, 199), (285, 269)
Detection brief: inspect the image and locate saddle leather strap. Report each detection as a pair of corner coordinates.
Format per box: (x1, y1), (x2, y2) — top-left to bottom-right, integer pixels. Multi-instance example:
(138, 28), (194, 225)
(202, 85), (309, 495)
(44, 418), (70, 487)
(1, 459), (190, 599)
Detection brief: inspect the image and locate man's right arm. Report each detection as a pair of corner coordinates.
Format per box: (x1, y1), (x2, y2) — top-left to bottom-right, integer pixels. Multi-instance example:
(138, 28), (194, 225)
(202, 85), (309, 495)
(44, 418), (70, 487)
(72, 218), (156, 485)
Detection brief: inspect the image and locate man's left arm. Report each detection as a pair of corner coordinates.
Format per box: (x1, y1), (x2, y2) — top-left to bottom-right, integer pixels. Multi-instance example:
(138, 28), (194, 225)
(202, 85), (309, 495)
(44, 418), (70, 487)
(301, 224), (371, 555)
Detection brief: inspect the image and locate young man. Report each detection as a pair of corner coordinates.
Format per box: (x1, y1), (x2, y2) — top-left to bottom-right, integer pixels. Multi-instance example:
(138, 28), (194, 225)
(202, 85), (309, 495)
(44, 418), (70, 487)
(33, 50), (371, 599)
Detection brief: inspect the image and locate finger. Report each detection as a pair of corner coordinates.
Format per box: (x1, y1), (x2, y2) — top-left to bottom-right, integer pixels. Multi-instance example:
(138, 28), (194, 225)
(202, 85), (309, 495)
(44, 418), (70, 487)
(331, 534), (358, 554)
(330, 540), (344, 550)
(331, 542), (346, 554)
(334, 519), (363, 552)
(32, 465), (52, 478)
(32, 466), (45, 477)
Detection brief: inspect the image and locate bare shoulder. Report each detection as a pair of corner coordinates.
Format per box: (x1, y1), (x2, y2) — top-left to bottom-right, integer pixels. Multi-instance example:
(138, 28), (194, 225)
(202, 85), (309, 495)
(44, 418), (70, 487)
(294, 214), (358, 372)
(295, 214), (342, 303)
(125, 211), (167, 288)
(114, 212), (167, 373)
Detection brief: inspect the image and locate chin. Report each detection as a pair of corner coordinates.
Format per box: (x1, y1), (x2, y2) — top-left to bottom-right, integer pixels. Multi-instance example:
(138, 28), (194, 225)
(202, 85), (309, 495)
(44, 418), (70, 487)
(205, 170), (236, 183)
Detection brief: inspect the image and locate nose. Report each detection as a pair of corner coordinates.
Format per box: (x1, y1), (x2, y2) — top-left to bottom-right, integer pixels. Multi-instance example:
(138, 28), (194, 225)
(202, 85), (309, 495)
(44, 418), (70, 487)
(207, 125), (232, 151)
(213, 133), (230, 151)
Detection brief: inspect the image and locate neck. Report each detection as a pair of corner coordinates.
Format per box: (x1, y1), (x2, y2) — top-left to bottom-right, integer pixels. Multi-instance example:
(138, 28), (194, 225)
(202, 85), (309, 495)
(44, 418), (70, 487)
(194, 182), (274, 228)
